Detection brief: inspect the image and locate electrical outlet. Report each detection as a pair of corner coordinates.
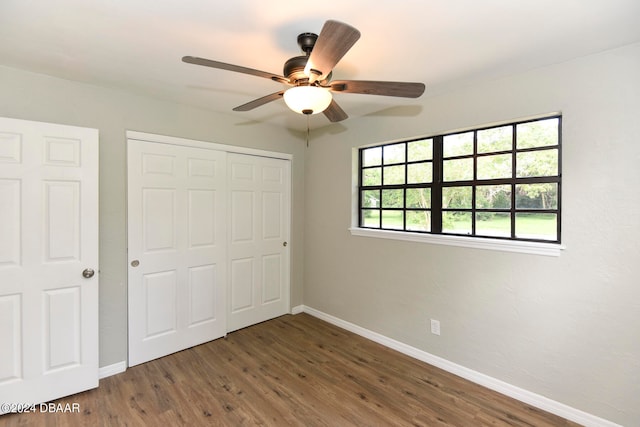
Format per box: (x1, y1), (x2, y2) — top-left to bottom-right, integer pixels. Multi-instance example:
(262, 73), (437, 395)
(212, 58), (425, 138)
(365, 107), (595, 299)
(430, 319), (441, 336)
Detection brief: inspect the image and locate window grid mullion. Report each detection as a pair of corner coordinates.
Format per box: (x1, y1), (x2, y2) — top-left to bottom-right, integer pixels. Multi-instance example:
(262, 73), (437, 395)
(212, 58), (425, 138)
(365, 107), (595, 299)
(511, 124), (517, 238)
(472, 130), (478, 236)
(432, 136), (443, 233)
(404, 143), (408, 231)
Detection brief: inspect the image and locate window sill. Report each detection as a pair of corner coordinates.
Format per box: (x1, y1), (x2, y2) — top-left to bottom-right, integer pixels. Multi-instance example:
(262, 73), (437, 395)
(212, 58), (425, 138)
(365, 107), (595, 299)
(348, 227), (564, 257)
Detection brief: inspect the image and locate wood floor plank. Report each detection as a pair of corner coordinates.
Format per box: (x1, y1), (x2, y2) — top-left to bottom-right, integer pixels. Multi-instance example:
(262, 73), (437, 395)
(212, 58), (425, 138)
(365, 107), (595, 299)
(1, 313), (581, 427)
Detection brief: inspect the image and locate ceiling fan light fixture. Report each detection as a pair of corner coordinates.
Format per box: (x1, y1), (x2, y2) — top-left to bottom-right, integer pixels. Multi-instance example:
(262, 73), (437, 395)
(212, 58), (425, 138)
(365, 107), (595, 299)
(283, 85), (332, 115)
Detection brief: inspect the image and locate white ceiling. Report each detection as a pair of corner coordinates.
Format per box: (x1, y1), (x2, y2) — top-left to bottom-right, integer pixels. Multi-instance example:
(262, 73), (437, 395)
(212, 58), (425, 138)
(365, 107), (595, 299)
(2, 0), (640, 131)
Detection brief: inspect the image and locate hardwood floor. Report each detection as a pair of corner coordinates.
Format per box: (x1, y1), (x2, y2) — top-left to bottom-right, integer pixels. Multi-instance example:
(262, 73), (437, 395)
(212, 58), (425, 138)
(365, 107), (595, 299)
(2, 313), (580, 426)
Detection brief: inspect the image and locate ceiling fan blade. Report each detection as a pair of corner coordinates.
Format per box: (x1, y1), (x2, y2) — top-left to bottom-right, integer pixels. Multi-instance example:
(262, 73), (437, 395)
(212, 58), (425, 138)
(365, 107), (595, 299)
(329, 80), (425, 98)
(182, 56), (290, 85)
(323, 99), (348, 122)
(305, 20), (361, 83)
(232, 91), (285, 112)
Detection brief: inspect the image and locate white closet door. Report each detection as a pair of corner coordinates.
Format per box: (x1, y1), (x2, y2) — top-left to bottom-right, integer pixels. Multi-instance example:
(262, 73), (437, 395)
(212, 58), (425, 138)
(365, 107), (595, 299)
(127, 140), (227, 366)
(227, 153), (290, 332)
(0, 117), (99, 410)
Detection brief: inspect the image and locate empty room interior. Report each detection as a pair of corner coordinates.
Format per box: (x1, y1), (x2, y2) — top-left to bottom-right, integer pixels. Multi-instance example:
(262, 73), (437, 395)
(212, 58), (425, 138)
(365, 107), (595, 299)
(1, 1), (639, 426)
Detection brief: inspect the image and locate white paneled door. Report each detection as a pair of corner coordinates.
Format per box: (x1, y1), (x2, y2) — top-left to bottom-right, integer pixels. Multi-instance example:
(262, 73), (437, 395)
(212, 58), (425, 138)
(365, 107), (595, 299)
(127, 140), (228, 366)
(227, 153), (290, 332)
(0, 117), (99, 410)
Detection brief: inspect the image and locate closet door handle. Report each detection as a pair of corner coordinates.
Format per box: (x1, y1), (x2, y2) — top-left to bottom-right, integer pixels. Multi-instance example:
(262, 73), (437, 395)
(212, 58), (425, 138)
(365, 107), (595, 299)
(283, 241), (288, 247)
(82, 268), (95, 278)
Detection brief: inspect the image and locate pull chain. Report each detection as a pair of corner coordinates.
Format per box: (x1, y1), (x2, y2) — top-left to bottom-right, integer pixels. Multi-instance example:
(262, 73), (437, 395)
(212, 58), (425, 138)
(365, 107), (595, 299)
(306, 115), (310, 147)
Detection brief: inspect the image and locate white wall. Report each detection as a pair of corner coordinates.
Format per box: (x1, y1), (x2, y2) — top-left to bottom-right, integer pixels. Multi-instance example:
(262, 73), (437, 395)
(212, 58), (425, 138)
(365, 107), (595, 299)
(0, 66), (307, 368)
(304, 43), (640, 426)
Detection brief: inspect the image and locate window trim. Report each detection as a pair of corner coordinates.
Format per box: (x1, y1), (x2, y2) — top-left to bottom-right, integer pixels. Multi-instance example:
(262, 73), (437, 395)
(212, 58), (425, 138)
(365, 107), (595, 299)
(350, 113), (565, 256)
(348, 227), (564, 256)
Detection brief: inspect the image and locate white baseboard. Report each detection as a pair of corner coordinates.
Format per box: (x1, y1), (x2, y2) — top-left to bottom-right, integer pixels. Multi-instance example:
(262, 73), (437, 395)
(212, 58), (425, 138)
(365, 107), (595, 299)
(290, 304), (304, 315)
(99, 361), (127, 379)
(299, 305), (620, 427)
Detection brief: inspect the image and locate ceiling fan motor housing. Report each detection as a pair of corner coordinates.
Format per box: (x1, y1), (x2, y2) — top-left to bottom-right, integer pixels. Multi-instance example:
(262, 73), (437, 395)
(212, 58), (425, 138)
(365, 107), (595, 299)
(283, 32), (331, 84)
(283, 55), (310, 82)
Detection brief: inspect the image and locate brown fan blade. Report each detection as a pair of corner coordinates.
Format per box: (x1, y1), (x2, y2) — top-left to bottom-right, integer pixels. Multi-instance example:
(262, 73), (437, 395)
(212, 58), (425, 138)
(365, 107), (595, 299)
(329, 80), (425, 98)
(232, 91), (285, 112)
(323, 99), (348, 122)
(305, 20), (360, 83)
(182, 56), (290, 85)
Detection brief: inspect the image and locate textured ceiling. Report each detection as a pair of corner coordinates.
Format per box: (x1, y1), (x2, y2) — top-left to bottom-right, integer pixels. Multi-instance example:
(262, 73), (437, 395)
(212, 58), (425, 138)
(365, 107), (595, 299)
(1, 0), (640, 130)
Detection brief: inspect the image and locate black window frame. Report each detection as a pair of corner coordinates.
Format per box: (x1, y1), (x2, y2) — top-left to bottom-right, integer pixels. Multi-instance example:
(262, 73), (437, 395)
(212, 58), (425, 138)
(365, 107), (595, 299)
(358, 115), (562, 244)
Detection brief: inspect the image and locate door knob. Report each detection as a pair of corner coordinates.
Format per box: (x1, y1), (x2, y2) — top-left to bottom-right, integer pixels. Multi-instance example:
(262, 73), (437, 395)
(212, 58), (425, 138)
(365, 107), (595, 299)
(131, 260), (140, 267)
(82, 268), (95, 278)
(283, 241), (288, 247)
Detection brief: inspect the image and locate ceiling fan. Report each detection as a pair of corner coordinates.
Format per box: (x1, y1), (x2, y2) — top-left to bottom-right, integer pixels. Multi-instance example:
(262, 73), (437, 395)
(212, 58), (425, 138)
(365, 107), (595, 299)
(182, 20), (425, 122)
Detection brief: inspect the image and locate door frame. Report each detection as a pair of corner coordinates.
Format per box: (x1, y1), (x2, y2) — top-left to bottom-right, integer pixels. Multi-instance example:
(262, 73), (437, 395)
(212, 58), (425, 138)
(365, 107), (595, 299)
(126, 131), (293, 161)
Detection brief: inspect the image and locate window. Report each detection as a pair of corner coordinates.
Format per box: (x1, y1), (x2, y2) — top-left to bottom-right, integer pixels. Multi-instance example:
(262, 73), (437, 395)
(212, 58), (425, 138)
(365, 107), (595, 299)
(358, 116), (561, 244)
